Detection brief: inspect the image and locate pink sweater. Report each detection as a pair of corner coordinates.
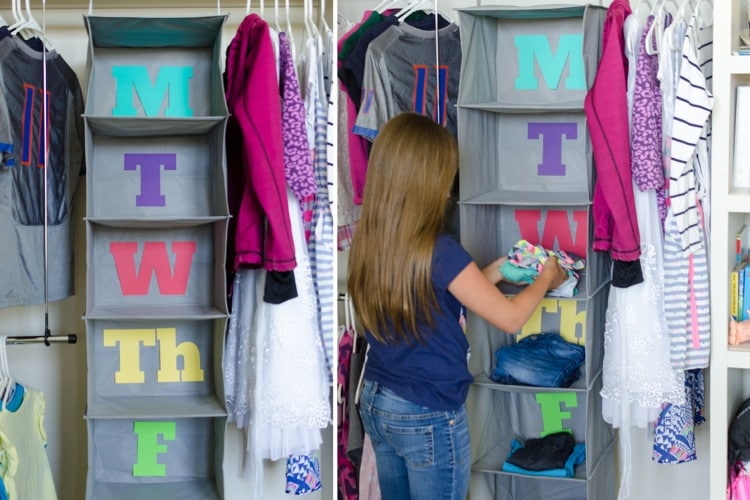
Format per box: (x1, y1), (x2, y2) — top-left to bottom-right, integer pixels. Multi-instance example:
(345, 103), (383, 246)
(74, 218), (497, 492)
(225, 14), (296, 272)
(584, 0), (641, 261)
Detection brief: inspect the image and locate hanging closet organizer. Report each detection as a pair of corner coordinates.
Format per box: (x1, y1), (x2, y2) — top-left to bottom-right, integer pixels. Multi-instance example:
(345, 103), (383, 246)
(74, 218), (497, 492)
(456, 5), (616, 499)
(82, 15), (230, 499)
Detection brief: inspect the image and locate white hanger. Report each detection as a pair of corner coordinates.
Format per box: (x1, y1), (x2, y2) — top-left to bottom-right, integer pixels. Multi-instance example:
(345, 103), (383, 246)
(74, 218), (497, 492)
(397, 0), (453, 24)
(695, 0), (713, 28)
(284, 0), (296, 60)
(318, 0), (330, 34)
(273, 0), (281, 32)
(373, 0), (406, 15)
(676, 0), (695, 19)
(304, 0), (320, 41)
(644, 0), (679, 55)
(259, 0), (264, 18)
(246, 0), (251, 15)
(397, 0), (428, 21)
(10, 0), (54, 49)
(634, 0), (654, 23)
(9, 0), (27, 33)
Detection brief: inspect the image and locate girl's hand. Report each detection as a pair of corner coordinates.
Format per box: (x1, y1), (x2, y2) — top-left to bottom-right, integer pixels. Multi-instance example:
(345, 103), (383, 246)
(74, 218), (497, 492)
(539, 256), (567, 291)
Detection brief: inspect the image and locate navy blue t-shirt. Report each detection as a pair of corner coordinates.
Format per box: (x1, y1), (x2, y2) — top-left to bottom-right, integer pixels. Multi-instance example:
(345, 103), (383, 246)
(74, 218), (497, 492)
(364, 234), (474, 411)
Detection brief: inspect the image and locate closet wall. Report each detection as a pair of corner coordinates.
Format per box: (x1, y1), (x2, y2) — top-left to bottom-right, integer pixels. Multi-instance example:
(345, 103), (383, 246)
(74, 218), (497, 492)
(336, 1), (709, 499)
(4, 1), (332, 499)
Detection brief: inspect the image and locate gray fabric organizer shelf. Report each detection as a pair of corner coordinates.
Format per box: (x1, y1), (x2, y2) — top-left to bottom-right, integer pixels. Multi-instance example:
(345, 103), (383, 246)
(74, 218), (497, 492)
(457, 5), (615, 499)
(82, 16), (230, 499)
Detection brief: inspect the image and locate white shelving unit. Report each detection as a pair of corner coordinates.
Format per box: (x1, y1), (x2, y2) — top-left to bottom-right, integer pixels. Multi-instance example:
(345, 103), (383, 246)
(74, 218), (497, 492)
(710, 0), (750, 497)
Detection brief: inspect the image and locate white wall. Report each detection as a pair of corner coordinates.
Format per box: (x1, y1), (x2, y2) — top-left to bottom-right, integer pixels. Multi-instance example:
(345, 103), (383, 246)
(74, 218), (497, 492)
(4, 2), (333, 499)
(336, 1), (710, 499)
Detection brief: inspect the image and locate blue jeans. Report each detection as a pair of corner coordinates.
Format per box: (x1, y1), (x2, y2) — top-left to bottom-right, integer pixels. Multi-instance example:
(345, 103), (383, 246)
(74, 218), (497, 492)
(491, 332), (585, 387)
(358, 380), (471, 500)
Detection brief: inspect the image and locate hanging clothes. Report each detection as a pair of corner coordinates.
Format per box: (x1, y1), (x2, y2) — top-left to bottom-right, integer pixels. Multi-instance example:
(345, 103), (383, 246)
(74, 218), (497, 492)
(254, 188), (329, 460)
(666, 11), (713, 257)
(335, 12), (370, 250)
(337, 326), (359, 500)
(224, 13), (297, 273)
(0, 385), (57, 499)
(0, 34), (84, 308)
(224, 13), (333, 497)
(299, 27), (336, 383)
(600, 11), (686, 499)
(652, 369), (705, 464)
(584, 0), (643, 289)
(663, 8), (713, 371)
(353, 20), (462, 140)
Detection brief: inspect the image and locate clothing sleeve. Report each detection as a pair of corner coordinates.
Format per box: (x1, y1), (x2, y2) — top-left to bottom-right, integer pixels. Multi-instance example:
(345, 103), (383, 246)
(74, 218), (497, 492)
(353, 46), (392, 141)
(0, 88), (14, 168)
(432, 235), (473, 290)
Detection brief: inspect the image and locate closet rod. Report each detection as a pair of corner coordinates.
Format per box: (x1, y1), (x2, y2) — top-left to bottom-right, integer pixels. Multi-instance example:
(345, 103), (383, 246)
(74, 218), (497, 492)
(7, 334), (77, 345)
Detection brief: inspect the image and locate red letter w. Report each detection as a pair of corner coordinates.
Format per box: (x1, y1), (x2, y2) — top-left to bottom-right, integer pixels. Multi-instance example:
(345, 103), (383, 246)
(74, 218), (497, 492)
(110, 241), (197, 295)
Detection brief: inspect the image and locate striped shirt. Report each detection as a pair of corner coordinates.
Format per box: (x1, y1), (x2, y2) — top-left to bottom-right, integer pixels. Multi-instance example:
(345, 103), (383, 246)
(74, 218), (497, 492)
(668, 13), (713, 255)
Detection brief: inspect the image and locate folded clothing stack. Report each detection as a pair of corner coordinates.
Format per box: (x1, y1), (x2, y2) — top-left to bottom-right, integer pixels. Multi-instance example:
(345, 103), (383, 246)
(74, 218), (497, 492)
(491, 332), (585, 388)
(502, 431), (585, 478)
(500, 239), (585, 297)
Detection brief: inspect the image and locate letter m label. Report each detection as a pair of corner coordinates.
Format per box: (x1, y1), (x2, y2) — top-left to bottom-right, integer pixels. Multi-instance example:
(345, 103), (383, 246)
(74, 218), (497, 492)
(514, 34), (585, 91)
(110, 241), (197, 295)
(112, 66), (194, 117)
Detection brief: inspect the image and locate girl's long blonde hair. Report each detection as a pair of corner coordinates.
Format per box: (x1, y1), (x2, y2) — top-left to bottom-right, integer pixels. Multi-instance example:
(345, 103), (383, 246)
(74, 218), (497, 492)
(348, 112), (458, 343)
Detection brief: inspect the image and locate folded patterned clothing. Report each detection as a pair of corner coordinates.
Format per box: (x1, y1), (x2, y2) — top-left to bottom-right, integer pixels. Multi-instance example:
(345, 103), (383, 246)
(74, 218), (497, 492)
(500, 239), (585, 297)
(491, 332), (584, 388)
(502, 432), (585, 477)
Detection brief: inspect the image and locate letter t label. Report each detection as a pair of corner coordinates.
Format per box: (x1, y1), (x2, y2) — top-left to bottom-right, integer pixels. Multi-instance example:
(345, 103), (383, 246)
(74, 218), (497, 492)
(124, 153), (177, 207)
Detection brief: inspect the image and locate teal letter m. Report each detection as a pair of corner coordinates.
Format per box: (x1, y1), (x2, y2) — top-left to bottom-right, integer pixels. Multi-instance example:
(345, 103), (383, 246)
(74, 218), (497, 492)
(112, 66), (194, 117)
(514, 34), (584, 91)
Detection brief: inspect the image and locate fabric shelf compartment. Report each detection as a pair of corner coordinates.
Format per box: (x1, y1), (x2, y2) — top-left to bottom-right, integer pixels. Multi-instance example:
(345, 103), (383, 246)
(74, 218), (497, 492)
(458, 108), (594, 206)
(467, 374), (613, 482)
(84, 16), (228, 118)
(467, 284), (607, 394)
(459, 203), (610, 297)
(85, 416), (226, 499)
(85, 221), (228, 318)
(85, 121), (229, 220)
(456, 5), (605, 110)
(85, 318), (227, 419)
(469, 442), (615, 500)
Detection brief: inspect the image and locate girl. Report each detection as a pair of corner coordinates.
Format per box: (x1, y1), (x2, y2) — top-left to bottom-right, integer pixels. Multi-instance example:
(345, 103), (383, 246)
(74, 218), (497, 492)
(348, 112), (567, 499)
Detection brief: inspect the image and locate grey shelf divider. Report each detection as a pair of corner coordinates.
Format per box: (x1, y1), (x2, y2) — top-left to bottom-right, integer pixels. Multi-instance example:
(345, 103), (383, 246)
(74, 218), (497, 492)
(457, 4), (614, 499)
(83, 15), (229, 499)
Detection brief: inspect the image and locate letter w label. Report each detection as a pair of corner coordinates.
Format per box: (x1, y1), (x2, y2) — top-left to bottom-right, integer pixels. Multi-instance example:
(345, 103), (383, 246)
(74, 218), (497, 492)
(111, 66), (194, 117)
(514, 209), (588, 257)
(110, 241), (197, 295)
